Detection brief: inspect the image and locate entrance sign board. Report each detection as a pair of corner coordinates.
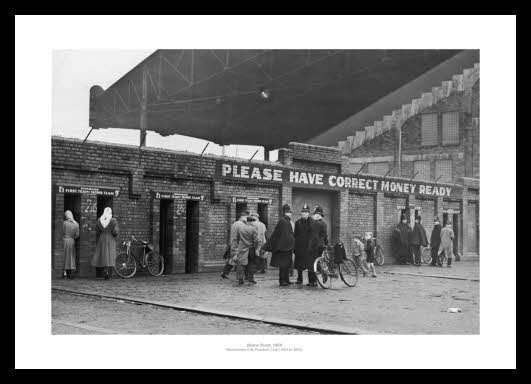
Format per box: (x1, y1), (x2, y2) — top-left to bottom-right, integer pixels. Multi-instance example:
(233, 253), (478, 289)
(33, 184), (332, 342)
(230, 196), (272, 204)
(56, 184), (120, 196)
(152, 191), (205, 201)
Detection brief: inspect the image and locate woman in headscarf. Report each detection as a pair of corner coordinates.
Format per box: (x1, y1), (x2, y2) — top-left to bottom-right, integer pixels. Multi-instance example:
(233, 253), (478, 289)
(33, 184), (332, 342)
(92, 207), (119, 280)
(63, 210), (79, 279)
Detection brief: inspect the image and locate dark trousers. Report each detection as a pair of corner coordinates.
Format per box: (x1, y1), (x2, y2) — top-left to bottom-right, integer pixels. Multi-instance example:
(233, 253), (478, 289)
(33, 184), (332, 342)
(222, 260), (233, 275)
(296, 269), (304, 282)
(411, 245), (422, 265)
(430, 246), (439, 265)
(279, 266), (290, 284)
(308, 270), (317, 284)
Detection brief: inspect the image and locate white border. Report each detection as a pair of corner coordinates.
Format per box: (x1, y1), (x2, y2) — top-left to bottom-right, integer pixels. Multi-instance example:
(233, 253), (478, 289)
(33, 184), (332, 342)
(15, 15), (516, 369)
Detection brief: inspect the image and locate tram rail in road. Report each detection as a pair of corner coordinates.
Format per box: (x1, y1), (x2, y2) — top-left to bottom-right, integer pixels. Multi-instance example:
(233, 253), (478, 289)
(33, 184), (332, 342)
(52, 287), (374, 335)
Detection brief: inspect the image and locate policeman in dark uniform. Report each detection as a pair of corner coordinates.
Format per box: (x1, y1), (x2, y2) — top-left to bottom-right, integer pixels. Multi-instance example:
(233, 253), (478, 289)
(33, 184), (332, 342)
(308, 206), (328, 287)
(293, 204), (313, 285)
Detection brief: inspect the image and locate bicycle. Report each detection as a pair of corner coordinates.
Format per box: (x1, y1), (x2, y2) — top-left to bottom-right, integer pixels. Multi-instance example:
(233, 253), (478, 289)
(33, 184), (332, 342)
(313, 246), (359, 289)
(370, 237), (385, 266)
(114, 235), (164, 278)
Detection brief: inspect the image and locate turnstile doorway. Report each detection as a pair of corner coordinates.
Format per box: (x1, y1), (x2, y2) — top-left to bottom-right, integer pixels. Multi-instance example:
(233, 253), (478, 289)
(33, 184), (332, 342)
(63, 194), (81, 275)
(185, 201), (199, 274)
(159, 199), (174, 274)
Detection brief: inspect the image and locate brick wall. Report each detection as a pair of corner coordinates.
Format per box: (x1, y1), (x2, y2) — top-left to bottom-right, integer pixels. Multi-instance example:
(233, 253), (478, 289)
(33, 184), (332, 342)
(349, 84), (480, 183)
(347, 192), (376, 256)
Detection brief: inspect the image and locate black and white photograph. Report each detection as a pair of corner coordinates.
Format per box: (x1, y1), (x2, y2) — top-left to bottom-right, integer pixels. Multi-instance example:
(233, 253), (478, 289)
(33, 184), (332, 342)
(15, 14), (516, 370)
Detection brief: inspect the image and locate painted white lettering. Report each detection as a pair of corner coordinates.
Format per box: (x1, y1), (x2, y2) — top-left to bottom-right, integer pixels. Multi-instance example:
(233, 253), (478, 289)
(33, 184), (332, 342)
(433, 187), (440, 196)
(403, 184), (409, 194)
(240, 166), (249, 178)
(410, 184), (416, 194)
(273, 170), (283, 182)
(336, 176), (345, 188)
(329, 175), (337, 187)
(308, 173), (316, 184)
(396, 182), (403, 192)
(426, 185), (432, 195)
(300, 173), (309, 184)
(352, 178), (359, 189)
(222, 164), (231, 176)
(372, 180), (379, 190)
(381, 181), (389, 191)
(345, 177), (352, 188)
(233, 167), (240, 178)
(419, 185), (426, 194)
(315, 174), (324, 185)
(390, 182), (396, 192)
(290, 171), (299, 183)
(263, 169), (272, 181)
(366, 180), (372, 190)
(359, 179), (365, 189)
(251, 168), (262, 179)
(446, 187), (452, 196)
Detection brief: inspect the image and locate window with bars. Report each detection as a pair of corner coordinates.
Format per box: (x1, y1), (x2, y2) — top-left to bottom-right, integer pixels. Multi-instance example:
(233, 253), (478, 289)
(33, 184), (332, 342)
(435, 159), (452, 183)
(367, 162), (389, 176)
(442, 112), (460, 145)
(421, 113), (438, 146)
(414, 160), (431, 181)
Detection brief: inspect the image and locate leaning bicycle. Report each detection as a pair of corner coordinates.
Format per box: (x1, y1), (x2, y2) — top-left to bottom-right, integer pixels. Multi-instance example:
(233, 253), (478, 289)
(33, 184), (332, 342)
(114, 235), (164, 278)
(373, 237), (385, 266)
(313, 246), (359, 289)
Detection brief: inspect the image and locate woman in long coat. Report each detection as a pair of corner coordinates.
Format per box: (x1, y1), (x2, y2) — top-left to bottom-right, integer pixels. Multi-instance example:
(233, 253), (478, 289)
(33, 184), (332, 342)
(293, 204), (313, 284)
(92, 207), (119, 280)
(63, 210), (79, 279)
(267, 204), (295, 286)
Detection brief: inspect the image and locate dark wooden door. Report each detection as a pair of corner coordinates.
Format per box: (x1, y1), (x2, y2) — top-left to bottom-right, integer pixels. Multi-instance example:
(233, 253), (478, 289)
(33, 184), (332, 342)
(186, 201), (200, 274)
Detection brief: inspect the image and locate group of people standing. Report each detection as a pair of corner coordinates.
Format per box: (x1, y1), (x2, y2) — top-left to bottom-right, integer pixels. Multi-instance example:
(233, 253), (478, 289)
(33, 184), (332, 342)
(392, 214), (456, 267)
(62, 207), (119, 280)
(221, 203), (329, 287)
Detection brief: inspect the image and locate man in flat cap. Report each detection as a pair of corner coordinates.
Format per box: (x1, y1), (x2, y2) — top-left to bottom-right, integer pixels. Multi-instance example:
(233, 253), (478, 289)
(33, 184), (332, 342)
(265, 203), (295, 286)
(221, 210), (249, 279)
(308, 206), (328, 286)
(293, 204), (313, 285)
(249, 212), (267, 274)
(230, 211), (259, 285)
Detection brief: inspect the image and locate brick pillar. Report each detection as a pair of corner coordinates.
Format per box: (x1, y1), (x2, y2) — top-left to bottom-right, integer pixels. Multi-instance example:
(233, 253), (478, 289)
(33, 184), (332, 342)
(278, 148), (293, 166)
(461, 187), (469, 259)
(375, 192), (385, 242)
(394, 125), (402, 177)
(339, 190), (349, 248)
(436, 197), (444, 221)
(280, 185), (292, 212)
(152, 197), (160, 253)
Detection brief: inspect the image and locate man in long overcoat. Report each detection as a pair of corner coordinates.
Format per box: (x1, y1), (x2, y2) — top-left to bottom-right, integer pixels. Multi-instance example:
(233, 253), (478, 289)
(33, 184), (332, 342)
(308, 206), (328, 287)
(221, 210), (248, 279)
(230, 214), (259, 285)
(410, 215), (428, 266)
(293, 204), (313, 284)
(430, 216), (442, 266)
(266, 204), (295, 286)
(392, 214), (412, 265)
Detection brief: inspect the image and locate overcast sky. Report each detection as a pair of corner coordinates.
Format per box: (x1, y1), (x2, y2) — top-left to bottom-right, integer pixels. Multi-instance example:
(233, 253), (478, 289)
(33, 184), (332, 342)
(52, 50), (275, 160)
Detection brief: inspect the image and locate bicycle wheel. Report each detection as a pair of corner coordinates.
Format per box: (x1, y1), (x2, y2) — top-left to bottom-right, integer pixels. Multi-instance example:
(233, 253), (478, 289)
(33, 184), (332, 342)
(375, 245), (385, 266)
(314, 257), (332, 289)
(114, 252), (136, 278)
(145, 251), (164, 277)
(421, 247), (432, 264)
(339, 258), (359, 287)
